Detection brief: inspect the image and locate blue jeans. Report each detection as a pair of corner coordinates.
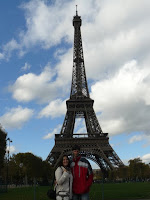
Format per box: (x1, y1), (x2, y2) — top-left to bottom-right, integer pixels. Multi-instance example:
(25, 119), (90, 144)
(73, 193), (89, 200)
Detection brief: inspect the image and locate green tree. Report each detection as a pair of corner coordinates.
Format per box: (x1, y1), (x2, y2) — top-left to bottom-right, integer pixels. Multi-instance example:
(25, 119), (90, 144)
(13, 152), (43, 184)
(40, 160), (54, 185)
(0, 125), (7, 176)
(128, 158), (149, 180)
(117, 166), (129, 181)
(1, 152), (53, 185)
(143, 164), (150, 179)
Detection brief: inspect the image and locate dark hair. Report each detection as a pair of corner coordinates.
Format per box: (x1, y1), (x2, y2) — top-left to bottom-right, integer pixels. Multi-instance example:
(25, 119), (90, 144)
(72, 144), (80, 151)
(58, 155), (70, 167)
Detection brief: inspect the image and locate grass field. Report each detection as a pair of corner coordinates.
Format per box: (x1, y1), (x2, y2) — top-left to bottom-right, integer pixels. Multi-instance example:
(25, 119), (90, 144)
(0, 182), (150, 200)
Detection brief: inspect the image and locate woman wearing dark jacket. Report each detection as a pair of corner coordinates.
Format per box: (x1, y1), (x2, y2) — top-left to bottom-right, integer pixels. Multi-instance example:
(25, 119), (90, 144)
(55, 155), (73, 200)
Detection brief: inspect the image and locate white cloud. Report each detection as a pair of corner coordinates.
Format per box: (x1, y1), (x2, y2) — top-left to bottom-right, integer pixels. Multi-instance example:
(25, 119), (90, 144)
(38, 99), (66, 118)
(129, 135), (143, 144)
(128, 134), (150, 148)
(43, 124), (62, 139)
(19, 0), (72, 49)
(9, 64), (63, 103)
(0, 106), (34, 129)
(0, 52), (4, 60)
(6, 145), (17, 154)
(122, 159), (129, 166)
(1, 0), (74, 60)
(141, 154), (150, 164)
(0, 0), (150, 68)
(9, 54), (72, 103)
(18, 0), (100, 50)
(90, 60), (150, 136)
(21, 62), (31, 71)
(83, 0), (150, 80)
(2, 39), (20, 60)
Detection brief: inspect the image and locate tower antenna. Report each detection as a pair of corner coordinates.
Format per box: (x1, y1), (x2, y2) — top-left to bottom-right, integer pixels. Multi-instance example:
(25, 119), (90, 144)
(76, 5), (78, 16)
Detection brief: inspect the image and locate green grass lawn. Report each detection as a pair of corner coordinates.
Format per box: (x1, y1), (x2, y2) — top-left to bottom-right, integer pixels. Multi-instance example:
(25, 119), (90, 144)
(0, 182), (150, 200)
(90, 182), (150, 200)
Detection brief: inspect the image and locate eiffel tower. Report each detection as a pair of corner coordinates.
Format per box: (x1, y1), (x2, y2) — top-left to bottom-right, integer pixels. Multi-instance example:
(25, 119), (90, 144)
(47, 9), (124, 173)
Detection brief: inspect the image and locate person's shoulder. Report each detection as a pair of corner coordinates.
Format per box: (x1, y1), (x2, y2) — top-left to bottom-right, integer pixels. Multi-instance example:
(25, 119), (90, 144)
(80, 157), (89, 163)
(80, 157), (92, 168)
(55, 166), (63, 172)
(70, 160), (75, 168)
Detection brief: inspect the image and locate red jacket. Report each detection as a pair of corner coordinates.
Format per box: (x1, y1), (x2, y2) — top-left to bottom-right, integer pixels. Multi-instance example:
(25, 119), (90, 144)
(71, 156), (93, 194)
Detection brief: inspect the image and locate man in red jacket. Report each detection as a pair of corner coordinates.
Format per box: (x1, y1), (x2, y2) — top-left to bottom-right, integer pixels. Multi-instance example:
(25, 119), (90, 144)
(71, 145), (93, 200)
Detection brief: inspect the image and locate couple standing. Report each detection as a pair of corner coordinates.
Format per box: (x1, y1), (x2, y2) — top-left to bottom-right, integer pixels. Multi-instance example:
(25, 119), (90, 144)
(55, 145), (93, 200)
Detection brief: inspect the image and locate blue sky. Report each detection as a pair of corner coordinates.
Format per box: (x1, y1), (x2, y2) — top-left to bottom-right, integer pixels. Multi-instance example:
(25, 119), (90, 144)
(0, 0), (150, 168)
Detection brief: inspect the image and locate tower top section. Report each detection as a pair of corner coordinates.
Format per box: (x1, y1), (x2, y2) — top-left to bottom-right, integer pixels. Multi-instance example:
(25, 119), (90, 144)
(73, 5), (82, 27)
(70, 8), (89, 99)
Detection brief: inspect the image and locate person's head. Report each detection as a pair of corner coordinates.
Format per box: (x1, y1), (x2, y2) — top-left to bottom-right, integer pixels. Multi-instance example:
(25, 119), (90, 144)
(59, 155), (70, 167)
(72, 144), (80, 158)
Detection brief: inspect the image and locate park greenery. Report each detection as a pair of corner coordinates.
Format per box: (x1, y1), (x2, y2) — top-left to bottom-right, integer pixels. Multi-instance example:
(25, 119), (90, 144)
(0, 182), (150, 200)
(0, 126), (150, 186)
(0, 127), (150, 186)
(0, 152), (150, 187)
(1, 152), (53, 186)
(103, 157), (150, 182)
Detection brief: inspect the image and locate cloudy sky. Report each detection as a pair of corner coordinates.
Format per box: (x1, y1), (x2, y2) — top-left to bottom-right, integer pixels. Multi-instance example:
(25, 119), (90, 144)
(0, 0), (150, 168)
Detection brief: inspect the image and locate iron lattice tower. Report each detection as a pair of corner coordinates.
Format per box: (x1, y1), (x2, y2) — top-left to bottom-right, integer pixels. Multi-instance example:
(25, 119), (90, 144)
(47, 10), (124, 174)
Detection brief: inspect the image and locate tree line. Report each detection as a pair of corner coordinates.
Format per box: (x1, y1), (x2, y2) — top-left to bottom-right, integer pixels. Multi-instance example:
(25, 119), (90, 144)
(0, 125), (53, 186)
(1, 152), (54, 186)
(1, 154), (150, 185)
(94, 158), (150, 182)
